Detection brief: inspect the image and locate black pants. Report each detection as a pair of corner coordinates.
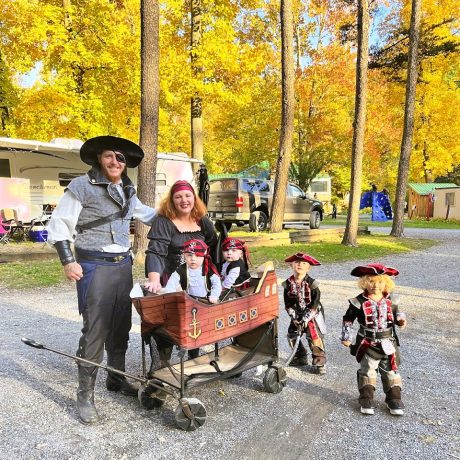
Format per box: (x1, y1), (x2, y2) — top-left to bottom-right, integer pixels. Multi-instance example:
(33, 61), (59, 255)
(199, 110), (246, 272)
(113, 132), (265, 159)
(76, 256), (133, 367)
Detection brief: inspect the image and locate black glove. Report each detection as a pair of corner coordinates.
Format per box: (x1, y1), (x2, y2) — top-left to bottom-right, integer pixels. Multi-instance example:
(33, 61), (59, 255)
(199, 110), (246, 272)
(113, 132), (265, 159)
(54, 240), (75, 266)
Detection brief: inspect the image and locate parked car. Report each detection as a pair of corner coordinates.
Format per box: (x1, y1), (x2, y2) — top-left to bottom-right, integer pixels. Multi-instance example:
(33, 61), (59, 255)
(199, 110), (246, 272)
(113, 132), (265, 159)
(207, 178), (323, 231)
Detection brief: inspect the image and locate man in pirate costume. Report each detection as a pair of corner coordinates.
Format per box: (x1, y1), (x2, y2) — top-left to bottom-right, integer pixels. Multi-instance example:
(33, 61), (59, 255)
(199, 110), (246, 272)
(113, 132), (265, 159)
(47, 136), (156, 424)
(283, 253), (327, 374)
(341, 263), (407, 416)
(164, 239), (222, 303)
(220, 237), (251, 292)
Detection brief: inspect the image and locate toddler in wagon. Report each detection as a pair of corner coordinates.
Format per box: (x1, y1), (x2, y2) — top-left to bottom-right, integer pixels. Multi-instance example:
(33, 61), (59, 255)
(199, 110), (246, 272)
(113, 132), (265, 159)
(220, 237), (251, 293)
(163, 238), (222, 303)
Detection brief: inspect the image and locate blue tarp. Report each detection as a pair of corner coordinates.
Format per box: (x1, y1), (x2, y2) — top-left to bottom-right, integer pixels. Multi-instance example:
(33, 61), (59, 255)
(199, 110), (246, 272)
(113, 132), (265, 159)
(360, 191), (393, 221)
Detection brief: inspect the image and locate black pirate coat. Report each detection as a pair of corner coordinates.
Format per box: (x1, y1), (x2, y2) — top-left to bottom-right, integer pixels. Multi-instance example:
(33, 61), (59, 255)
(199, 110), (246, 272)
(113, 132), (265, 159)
(283, 275), (321, 319)
(342, 292), (402, 369)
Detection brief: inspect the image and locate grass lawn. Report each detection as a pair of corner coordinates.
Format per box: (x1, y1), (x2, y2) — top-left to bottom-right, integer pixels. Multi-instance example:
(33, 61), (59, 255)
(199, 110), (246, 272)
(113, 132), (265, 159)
(248, 234), (436, 268)
(0, 259), (67, 290)
(0, 234), (436, 290)
(324, 215), (460, 229)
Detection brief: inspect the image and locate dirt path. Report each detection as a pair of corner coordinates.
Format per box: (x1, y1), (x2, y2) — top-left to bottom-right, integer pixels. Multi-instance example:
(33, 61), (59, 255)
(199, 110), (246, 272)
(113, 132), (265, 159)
(0, 228), (459, 460)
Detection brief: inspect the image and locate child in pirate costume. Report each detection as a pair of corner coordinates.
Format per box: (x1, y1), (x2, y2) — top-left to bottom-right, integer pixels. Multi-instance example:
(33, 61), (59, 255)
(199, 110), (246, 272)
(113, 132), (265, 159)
(341, 263), (407, 416)
(164, 239), (222, 303)
(283, 253), (327, 374)
(152, 239), (221, 365)
(220, 237), (251, 292)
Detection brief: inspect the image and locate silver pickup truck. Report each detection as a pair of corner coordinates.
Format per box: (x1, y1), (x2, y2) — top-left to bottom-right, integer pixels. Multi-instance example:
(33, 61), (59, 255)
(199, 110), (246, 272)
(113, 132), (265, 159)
(207, 178), (323, 231)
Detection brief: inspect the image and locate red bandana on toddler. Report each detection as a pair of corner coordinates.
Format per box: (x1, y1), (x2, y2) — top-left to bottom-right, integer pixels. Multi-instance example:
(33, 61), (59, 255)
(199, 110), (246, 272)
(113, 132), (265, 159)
(222, 237), (251, 266)
(182, 239), (220, 277)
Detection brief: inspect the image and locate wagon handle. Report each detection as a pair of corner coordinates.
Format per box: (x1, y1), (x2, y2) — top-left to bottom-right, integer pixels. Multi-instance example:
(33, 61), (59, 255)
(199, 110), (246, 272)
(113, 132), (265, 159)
(21, 337), (148, 384)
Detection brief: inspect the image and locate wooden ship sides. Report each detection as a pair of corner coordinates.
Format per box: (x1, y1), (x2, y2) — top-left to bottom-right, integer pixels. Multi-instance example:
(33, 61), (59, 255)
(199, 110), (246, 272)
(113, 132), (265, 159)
(132, 270), (279, 349)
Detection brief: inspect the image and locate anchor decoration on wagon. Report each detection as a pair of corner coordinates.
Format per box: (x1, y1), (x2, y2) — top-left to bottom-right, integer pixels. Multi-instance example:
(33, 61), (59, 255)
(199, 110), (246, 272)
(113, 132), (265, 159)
(188, 307), (202, 340)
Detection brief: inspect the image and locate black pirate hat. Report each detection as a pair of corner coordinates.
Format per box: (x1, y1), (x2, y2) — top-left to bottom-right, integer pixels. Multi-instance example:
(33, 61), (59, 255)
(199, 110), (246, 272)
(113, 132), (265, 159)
(80, 136), (144, 168)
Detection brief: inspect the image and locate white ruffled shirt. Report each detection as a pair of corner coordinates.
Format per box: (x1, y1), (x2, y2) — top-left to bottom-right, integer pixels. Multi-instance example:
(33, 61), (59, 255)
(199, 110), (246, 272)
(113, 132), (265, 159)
(164, 266), (222, 300)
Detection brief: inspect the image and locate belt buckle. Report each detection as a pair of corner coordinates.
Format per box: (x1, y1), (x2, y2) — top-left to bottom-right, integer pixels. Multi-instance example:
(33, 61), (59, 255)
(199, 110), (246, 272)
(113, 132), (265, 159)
(113, 255), (125, 263)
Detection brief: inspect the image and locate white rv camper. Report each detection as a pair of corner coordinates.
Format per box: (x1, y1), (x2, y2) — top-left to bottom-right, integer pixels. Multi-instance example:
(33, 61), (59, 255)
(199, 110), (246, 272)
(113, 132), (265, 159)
(0, 137), (201, 222)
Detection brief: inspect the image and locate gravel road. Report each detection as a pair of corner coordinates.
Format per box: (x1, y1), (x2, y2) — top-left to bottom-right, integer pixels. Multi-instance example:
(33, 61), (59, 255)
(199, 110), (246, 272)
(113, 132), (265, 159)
(1, 228), (459, 460)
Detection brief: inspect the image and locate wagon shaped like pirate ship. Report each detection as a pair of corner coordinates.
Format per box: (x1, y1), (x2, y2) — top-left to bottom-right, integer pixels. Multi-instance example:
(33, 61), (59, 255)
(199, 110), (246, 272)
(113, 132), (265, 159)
(131, 262), (288, 430)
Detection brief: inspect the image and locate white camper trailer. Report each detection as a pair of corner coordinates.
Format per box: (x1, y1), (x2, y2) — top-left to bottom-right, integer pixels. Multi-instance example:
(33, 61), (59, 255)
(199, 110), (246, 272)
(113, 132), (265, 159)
(0, 137), (201, 222)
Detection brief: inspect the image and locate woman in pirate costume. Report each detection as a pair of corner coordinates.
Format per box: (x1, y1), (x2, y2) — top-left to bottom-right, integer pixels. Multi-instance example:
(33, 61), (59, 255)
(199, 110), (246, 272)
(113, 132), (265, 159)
(144, 182), (218, 364)
(144, 180), (218, 292)
(341, 263), (407, 416)
(283, 253), (326, 374)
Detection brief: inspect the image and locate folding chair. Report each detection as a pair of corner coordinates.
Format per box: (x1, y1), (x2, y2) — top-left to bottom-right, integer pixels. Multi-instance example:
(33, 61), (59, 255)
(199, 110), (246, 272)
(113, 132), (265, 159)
(0, 220), (12, 244)
(28, 205), (51, 227)
(0, 208), (26, 242)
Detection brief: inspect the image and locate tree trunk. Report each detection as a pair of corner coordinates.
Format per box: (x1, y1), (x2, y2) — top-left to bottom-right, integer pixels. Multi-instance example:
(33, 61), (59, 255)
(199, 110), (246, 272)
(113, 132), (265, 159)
(270, 0), (295, 233)
(341, 0), (369, 247)
(191, 0), (203, 173)
(133, 0), (160, 260)
(391, 0), (421, 237)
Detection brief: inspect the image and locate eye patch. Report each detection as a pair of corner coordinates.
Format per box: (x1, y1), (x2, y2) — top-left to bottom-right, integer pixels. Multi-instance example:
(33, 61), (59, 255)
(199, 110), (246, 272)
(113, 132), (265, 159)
(115, 152), (126, 163)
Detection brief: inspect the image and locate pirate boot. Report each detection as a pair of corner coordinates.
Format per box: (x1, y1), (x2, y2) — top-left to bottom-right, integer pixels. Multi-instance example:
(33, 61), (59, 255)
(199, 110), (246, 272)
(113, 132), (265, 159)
(385, 385), (405, 416)
(358, 374), (376, 415)
(311, 343), (326, 374)
(77, 366), (99, 424)
(359, 385), (376, 415)
(106, 354), (138, 397)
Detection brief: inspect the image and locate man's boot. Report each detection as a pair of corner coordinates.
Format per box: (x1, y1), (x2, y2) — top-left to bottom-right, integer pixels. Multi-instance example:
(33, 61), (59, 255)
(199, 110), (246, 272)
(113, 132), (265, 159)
(77, 366), (99, 424)
(106, 354), (138, 397)
(385, 385), (405, 416)
(359, 385), (376, 415)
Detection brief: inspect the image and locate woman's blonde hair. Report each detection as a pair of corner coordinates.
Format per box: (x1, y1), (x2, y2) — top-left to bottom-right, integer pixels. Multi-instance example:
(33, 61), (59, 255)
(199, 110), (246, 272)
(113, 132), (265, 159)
(158, 183), (207, 221)
(358, 274), (395, 293)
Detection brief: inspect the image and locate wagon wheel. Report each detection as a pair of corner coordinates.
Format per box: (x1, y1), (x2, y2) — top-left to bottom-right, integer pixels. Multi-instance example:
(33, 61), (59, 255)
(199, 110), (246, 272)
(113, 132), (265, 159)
(263, 365), (287, 394)
(138, 381), (167, 410)
(174, 397), (207, 431)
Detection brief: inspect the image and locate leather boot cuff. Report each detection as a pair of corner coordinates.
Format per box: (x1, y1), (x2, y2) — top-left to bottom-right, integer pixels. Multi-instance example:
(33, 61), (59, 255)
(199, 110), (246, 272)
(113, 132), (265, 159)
(54, 240), (76, 265)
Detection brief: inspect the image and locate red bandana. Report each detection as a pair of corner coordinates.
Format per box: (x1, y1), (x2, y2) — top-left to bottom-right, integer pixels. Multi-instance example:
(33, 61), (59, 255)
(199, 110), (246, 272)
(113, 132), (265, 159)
(182, 239), (219, 278)
(171, 180), (195, 196)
